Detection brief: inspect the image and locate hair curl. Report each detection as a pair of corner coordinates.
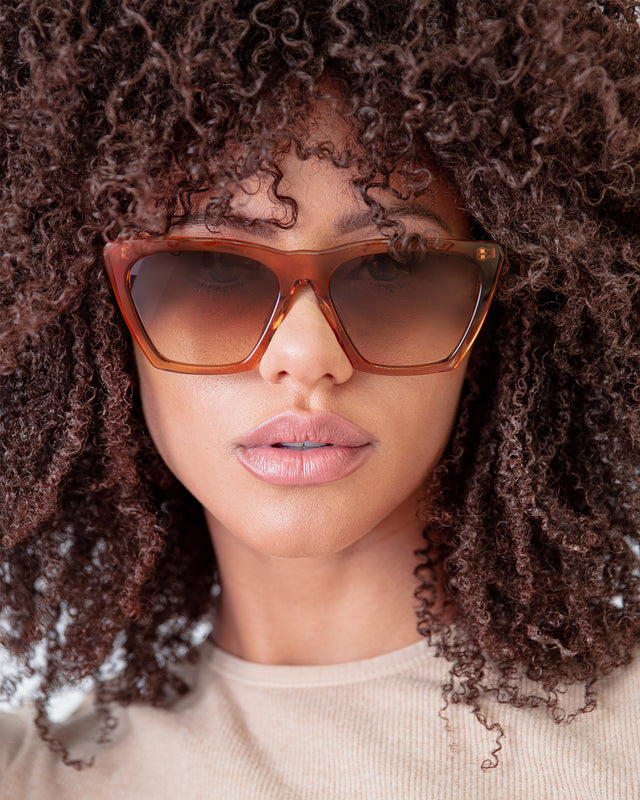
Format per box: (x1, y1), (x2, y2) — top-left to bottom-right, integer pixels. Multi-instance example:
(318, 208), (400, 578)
(1, 0), (640, 769)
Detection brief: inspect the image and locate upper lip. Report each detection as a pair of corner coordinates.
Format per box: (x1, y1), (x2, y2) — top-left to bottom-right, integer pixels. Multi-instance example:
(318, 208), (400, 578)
(238, 411), (374, 448)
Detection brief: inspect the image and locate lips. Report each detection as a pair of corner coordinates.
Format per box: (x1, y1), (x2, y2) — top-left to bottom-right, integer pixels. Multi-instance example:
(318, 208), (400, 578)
(235, 411), (374, 485)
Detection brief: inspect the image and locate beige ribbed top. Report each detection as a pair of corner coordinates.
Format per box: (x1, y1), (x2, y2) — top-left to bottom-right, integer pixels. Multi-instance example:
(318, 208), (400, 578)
(0, 639), (638, 799)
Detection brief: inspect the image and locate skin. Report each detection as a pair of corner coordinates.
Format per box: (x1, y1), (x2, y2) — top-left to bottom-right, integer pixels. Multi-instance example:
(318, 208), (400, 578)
(134, 115), (472, 666)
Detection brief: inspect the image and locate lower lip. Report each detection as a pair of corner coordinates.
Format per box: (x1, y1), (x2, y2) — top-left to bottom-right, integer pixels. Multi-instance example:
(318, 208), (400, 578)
(236, 444), (371, 486)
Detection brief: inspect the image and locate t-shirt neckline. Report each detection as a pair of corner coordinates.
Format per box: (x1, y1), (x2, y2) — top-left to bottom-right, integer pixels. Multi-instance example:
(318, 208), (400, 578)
(205, 637), (441, 688)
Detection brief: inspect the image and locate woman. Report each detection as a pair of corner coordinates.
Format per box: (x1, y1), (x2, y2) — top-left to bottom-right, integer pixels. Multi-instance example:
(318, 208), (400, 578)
(0, 0), (639, 797)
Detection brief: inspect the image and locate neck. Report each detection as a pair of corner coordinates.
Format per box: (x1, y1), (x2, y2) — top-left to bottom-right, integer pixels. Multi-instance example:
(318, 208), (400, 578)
(206, 503), (446, 666)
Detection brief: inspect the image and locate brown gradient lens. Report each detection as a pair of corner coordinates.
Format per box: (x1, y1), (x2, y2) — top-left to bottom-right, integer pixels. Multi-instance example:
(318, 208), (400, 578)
(330, 250), (481, 366)
(129, 250), (279, 366)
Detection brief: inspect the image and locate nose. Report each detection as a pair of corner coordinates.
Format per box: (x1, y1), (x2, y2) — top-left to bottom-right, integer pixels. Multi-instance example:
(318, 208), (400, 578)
(258, 286), (354, 386)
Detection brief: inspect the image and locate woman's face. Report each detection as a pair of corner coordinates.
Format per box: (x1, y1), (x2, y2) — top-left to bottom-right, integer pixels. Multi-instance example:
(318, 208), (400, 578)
(134, 128), (472, 560)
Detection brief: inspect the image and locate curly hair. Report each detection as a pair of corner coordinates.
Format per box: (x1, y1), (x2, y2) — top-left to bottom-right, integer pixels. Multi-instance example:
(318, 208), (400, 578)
(1, 0), (640, 769)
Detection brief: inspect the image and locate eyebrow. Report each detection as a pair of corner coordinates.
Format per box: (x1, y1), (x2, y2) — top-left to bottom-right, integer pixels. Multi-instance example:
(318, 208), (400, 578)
(334, 205), (453, 236)
(172, 204), (452, 237)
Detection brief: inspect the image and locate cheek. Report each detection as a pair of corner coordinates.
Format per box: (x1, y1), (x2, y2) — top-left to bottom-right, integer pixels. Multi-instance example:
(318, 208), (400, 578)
(378, 369), (466, 486)
(134, 350), (229, 486)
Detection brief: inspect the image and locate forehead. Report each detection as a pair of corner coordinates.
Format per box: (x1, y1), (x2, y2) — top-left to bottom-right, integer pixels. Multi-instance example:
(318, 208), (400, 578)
(175, 152), (471, 246)
(169, 95), (471, 245)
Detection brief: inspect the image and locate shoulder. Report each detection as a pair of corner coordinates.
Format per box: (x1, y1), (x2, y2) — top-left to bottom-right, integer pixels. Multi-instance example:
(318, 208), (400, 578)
(0, 708), (29, 773)
(0, 650), (218, 799)
(589, 650), (640, 723)
(0, 700), (178, 799)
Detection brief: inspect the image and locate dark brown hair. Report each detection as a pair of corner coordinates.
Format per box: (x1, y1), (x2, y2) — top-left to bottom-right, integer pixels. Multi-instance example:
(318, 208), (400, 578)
(1, 0), (639, 769)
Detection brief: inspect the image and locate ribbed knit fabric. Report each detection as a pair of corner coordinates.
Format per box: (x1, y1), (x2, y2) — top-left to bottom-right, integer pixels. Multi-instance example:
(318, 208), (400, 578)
(0, 639), (638, 799)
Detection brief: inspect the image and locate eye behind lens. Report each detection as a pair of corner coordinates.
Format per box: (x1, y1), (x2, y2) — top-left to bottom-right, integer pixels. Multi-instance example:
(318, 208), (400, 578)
(330, 250), (482, 367)
(127, 249), (279, 367)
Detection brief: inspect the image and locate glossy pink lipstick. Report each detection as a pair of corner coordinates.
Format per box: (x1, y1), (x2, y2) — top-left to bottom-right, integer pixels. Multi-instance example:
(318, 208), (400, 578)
(235, 412), (374, 486)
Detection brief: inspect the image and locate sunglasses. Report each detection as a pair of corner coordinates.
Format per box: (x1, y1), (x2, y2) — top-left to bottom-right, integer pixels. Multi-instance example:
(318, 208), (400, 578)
(103, 237), (504, 376)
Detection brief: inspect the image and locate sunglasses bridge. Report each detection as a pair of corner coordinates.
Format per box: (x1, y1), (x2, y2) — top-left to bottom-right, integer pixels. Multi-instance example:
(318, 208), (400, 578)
(267, 277), (342, 342)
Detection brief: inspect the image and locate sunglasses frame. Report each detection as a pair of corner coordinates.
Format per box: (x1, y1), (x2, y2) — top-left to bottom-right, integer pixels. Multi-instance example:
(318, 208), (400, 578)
(103, 236), (505, 376)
